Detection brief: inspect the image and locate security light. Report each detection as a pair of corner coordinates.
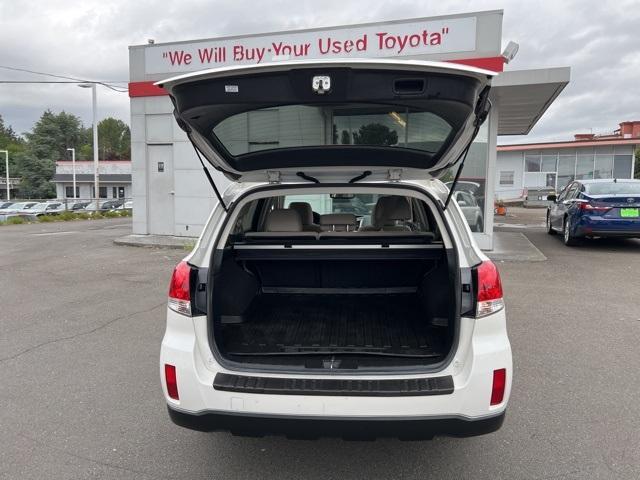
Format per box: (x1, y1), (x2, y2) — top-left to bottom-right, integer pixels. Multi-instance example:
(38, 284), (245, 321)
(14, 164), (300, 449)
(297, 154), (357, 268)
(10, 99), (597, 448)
(501, 41), (519, 64)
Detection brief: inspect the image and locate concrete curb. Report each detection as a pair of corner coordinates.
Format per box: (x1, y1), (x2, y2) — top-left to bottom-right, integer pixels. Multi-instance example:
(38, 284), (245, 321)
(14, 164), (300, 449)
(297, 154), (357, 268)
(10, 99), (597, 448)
(486, 232), (547, 262)
(114, 234), (196, 249)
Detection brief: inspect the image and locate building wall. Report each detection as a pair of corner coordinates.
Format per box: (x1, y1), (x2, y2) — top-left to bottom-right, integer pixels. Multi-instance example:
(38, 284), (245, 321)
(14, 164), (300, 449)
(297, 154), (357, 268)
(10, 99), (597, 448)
(496, 143), (637, 200)
(495, 150), (524, 200)
(130, 96), (224, 236)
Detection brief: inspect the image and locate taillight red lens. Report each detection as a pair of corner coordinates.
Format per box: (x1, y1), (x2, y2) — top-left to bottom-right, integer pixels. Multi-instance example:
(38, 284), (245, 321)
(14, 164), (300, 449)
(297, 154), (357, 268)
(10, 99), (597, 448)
(491, 368), (506, 406)
(475, 260), (505, 317)
(168, 261), (192, 316)
(579, 202), (609, 212)
(165, 364), (179, 400)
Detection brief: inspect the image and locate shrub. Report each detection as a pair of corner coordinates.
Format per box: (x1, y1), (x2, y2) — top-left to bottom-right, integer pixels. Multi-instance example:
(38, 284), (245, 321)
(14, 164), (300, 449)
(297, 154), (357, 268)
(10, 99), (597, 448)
(58, 211), (77, 221)
(102, 210), (121, 218)
(38, 215), (56, 222)
(6, 216), (26, 225)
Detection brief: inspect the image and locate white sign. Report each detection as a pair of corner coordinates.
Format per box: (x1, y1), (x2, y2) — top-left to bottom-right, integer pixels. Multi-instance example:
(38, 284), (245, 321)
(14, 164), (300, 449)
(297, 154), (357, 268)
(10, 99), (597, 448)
(145, 17), (477, 75)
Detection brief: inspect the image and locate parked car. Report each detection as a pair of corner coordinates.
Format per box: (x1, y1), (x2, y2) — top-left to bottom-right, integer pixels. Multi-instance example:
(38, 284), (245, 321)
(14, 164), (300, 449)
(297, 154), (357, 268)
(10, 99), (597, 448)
(80, 200), (123, 212)
(99, 199), (124, 210)
(446, 180), (486, 211)
(116, 200), (133, 210)
(454, 190), (484, 232)
(1, 201), (38, 214)
(156, 60), (511, 439)
(547, 179), (640, 245)
(70, 201), (92, 211)
(25, 202), (65, 216)
(0, 201), (14, 210)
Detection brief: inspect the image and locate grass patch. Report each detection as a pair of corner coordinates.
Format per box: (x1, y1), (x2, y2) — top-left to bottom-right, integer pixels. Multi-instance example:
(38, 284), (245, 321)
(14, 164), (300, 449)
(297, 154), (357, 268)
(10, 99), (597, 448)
(6, 216), (26, 225)
(183, 239), (197, 251)
(38, 215), (56, 222)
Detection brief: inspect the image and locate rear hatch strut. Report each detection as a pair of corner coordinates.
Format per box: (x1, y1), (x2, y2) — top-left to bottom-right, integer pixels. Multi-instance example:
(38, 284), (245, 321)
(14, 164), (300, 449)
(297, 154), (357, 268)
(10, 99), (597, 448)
(444, 86), (492, 210)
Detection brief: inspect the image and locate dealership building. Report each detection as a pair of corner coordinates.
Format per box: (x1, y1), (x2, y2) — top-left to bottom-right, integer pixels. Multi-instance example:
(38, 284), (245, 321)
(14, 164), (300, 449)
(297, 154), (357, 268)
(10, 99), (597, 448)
(496, 121), (639, 201)
(53, 160), (132, 200)
(127, 9), (570, 249)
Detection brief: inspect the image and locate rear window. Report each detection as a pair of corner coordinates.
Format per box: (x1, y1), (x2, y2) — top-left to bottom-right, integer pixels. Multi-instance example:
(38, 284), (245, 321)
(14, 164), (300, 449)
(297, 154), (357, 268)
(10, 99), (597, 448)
(585, 182), (640, 195)
(213, 104), (452, 156)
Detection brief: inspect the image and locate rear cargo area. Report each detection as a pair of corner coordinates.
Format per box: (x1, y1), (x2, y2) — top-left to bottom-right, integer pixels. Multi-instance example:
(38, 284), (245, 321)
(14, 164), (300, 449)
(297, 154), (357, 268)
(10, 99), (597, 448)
(211, 245), (457, 371)
(221, 293), (448, 358)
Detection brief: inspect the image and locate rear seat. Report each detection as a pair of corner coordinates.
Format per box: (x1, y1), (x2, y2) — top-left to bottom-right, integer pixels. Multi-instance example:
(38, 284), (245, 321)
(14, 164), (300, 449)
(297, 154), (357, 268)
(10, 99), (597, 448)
(244, 208), (434, 243)
(244, 209), (318, 239)
(319, 213), (357, 232)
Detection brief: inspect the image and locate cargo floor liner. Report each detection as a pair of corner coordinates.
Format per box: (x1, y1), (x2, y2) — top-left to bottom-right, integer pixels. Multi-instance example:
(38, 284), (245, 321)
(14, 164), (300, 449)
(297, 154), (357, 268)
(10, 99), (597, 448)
(219, 293), (448, 358)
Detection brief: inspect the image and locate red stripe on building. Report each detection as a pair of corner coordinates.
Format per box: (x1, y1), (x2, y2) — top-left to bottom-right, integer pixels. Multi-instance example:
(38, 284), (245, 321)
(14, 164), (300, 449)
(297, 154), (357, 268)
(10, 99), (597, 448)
(129, 81), (167, 97)
(448, 56), (504, 72)
(128, 56), (505, 97)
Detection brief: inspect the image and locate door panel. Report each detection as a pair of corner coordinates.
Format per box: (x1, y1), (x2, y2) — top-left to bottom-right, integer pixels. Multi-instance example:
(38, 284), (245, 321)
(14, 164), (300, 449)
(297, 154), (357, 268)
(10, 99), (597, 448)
(147, 144), (175, 235)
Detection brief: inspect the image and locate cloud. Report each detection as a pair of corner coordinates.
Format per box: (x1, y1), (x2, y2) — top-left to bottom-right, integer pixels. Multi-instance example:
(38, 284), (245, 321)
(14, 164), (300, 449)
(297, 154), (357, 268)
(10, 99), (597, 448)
(0, 0), (639, 144)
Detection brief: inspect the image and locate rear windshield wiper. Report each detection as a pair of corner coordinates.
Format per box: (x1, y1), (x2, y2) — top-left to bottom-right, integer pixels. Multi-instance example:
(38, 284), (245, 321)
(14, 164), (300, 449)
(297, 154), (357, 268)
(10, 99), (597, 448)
(296, 171), (320, 183)
(348, 170), (372, 183)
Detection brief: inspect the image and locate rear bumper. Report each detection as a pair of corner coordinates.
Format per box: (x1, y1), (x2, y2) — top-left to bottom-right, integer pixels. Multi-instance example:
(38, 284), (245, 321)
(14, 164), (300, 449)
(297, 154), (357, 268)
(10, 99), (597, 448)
(167, 406), (505, 439)
(576, 216), (640, 237)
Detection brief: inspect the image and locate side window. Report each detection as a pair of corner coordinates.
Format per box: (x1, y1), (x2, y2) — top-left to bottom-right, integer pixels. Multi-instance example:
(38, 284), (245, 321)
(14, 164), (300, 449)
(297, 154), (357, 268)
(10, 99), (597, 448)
(558, 183), (574, 201)
(464, 192), (477, 207)
(566, 183), (579, 200)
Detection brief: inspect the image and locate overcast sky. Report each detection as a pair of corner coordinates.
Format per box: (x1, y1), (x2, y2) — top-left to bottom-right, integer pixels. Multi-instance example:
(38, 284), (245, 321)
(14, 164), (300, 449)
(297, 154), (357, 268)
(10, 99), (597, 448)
(1, 0), (638, 144)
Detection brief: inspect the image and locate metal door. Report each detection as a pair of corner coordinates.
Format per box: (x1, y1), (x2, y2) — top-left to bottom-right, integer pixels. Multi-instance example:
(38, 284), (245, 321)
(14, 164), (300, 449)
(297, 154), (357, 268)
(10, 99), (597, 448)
(147, 144), (175, 235)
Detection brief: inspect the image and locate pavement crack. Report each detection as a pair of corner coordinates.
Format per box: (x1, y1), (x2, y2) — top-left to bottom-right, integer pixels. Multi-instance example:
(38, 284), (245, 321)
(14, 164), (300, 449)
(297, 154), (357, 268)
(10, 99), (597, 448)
(0, 302), (166, 364)
(17, 432), (178, 479)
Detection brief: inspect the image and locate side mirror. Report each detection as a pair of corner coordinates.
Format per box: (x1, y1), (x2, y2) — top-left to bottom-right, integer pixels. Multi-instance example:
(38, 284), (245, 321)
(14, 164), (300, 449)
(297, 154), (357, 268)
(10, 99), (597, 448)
(547, 194), (557, 202)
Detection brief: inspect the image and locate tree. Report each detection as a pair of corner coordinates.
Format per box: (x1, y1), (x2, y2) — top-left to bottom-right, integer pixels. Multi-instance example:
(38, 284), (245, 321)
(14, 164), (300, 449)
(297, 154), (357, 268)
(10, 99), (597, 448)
(0, 114), (26, 177)
(81, 118), (131, 160)
(13, 151), (55, 198)
(340, 129), (351, 145)
(635, 148), (640, 180)
(98, 118), (130, 160)
(26, 110), (86, 160)
(352, 123), (398, 146)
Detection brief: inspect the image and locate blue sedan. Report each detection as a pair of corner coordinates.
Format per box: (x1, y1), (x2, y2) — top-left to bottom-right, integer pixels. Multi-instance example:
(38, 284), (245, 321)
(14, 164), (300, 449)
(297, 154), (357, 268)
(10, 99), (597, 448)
(546, 179), (640, 246)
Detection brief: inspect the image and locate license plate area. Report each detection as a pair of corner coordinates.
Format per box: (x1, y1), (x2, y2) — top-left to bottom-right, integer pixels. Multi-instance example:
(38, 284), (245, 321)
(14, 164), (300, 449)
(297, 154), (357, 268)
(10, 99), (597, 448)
(620, 208), (639, 218)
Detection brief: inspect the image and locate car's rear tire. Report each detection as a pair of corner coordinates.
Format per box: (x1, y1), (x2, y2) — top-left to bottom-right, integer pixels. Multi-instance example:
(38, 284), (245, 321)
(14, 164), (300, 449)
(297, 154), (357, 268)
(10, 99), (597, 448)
(546, 212), (556, 235)
(563, 217), (579, 246)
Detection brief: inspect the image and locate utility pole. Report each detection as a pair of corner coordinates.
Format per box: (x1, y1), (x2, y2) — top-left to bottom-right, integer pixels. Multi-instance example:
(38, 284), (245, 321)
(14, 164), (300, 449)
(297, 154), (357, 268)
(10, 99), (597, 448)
(79, 83), (99, 209)
(66, 147), (76, 201)
(0, 150), (8, 201)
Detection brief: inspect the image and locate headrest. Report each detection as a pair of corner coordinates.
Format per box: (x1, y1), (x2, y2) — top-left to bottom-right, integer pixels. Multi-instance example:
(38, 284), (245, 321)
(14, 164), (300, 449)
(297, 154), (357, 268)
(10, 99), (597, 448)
(265, 209), (303, 232)
(288, 202), (314, 225)
(373, 196), (411, 227)
(320, 213), (357, 231)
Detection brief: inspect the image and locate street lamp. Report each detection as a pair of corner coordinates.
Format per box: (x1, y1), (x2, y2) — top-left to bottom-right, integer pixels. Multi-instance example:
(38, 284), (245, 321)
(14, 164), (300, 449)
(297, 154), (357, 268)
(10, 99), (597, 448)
(0, 150), (8, 201)
(66, 147), (76, 200)
(78, 83), (99, 208)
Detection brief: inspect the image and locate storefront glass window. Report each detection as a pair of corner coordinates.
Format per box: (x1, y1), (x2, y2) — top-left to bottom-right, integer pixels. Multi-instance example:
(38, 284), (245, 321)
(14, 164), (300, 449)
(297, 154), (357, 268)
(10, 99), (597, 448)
(576, 154), (594, 179)
(594, 155), (613, 179)
(525, 154), (541, 172)
(541, 155), (557, 172)
(613, 155), (633, 178)
(557, 155), (575, 190)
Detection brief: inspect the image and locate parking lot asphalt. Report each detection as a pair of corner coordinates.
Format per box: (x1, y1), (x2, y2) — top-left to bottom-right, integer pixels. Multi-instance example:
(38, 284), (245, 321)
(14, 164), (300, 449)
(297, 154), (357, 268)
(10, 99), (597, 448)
(1, 218), (639, 480)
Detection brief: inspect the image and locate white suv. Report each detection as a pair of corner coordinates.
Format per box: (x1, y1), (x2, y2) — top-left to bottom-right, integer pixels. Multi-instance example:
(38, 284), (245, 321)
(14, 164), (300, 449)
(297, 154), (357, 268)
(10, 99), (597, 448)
(158, 59), (512, 440)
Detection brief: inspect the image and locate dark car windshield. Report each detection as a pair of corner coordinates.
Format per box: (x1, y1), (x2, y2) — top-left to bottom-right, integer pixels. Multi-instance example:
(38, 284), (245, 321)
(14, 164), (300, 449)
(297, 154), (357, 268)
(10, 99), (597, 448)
(585, 182), (640, 195)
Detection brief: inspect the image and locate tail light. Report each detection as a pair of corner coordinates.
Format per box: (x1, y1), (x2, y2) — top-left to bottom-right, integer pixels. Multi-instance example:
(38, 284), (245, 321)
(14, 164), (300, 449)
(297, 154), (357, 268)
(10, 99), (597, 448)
(490, 368), (506, 406)
(579, 201), (610, 212)
(164, 364), (179, 400)
(474, 260), (505, 317)
(168, 260), (192, 316)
